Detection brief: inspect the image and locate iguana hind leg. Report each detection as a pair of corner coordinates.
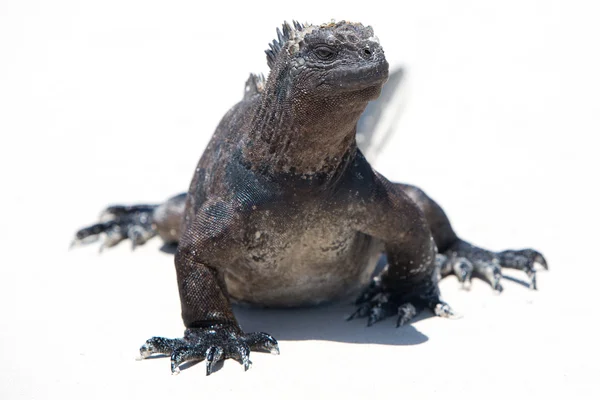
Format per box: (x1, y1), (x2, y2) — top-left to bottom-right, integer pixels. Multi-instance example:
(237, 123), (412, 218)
(72, 204), (157, 251)
(443, 241), (548, 291)
(72, 193), (187, 250)
(397, 183), (548, 291)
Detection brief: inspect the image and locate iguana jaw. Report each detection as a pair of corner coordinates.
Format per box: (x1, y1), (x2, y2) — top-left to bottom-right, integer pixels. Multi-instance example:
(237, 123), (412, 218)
(320, 59), (389, 94)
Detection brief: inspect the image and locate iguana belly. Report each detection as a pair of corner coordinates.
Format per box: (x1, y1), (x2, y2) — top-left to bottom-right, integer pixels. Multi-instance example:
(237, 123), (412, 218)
(223, 221), (382, 307)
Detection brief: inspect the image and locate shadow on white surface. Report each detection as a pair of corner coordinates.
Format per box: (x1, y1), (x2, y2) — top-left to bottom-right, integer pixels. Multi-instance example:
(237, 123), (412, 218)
(234, 302), (430, 346)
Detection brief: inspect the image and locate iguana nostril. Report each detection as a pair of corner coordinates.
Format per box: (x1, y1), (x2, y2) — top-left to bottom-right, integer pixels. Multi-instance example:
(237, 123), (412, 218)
(362, 48), (372, 58)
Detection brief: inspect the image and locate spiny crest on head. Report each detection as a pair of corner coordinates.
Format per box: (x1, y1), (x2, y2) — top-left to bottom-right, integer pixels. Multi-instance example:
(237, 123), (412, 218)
(265, 21), (305, 69)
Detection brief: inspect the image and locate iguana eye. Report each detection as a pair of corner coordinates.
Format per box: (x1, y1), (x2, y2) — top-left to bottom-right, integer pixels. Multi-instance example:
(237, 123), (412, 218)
(313, 46), (336, 61)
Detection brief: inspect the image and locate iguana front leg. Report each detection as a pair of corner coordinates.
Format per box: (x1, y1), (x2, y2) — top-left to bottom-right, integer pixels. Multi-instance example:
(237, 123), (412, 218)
(349, 175), (455, 327)
(138, 199), (278, 375)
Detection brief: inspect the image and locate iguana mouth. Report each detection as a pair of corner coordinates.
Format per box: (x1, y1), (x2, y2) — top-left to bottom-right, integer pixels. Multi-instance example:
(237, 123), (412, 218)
(324, 59), (389, 92)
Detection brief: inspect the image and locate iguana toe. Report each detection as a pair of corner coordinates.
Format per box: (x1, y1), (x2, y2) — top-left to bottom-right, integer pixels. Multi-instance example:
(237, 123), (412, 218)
(444, 240), (547, 291)
(72, 204), (157, 251)
(139, 326), (278, 376)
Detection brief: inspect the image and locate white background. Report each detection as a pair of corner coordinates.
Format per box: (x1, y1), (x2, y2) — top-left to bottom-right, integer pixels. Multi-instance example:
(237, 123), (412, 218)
(1, 1), (599, 399)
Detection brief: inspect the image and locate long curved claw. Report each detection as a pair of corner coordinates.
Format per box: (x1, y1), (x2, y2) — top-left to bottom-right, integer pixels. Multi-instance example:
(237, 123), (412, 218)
(396, 303), (418, 327)
(509, 249), (548, 271)
(497, 248), (548, 289)
(70, 222), (115, 250)
(346, 303), (370, 321)
(527, 269), (537, 290)
(139, 337), (186, 359)
(233, 342), (251, 372)
(534, 252), (549, 270)
(170, 345), (206, 375)
(366, 300), (396, 327)
(99, 227), (126, 253)
(205, 346), (224, 376)
(244, 332), (280, 355)
(436, 254), (474, 290)
(128, 225), (154, 250)
(73, 204), (157, 252)
(350, 272), (451, 327)
(432, 302), (455, 318)
(139, 327), (278, 375)
(443, 240), (547, 292)
(477, 260), (504, 293)
(453, 257), (473, 290)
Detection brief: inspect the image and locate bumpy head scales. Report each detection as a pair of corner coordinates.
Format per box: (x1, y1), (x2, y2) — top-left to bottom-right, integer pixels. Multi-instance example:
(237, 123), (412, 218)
(264, 20), (379, 70)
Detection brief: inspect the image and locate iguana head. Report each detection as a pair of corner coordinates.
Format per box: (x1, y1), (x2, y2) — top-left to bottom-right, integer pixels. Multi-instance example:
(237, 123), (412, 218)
(265, 21), (389, 100)
(244, 21), (389, 177)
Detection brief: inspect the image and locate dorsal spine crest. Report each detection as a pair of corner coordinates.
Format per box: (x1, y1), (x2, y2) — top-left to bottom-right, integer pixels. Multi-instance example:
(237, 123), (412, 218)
(265, 21), (305, 69)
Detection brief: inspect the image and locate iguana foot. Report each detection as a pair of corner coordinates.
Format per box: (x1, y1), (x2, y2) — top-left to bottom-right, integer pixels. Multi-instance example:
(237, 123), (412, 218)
(138, 326), (279, 375)
(348, 273), (455, 327)
(72, 204), (158, 251)
(440, 240), (548, 292)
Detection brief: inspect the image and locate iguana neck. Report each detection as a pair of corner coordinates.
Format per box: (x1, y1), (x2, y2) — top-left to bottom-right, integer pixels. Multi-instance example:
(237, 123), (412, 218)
(241, 87), (368, 177)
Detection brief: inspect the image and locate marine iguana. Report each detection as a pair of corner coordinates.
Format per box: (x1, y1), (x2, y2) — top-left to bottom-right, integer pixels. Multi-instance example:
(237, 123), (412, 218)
(74, 20), (547, 375)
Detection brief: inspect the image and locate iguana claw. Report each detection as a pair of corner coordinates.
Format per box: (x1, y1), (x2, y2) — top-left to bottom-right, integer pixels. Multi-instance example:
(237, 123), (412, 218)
(139, 326), (278, 376)
(72, 204), (158, 251)
(444, 240), (548, 291)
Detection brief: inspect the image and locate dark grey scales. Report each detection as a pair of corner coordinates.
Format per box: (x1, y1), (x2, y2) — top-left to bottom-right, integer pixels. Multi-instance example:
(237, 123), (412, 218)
(74, 21), (547, 375)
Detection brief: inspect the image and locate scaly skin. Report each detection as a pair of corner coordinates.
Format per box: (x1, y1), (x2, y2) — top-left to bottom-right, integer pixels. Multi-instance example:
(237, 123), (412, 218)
(74, 20), (547, 375)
